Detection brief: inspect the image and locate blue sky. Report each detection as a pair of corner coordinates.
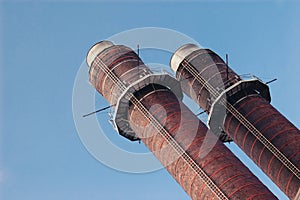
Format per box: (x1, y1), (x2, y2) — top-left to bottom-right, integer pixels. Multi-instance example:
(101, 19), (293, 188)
(1, 1), (300, 200)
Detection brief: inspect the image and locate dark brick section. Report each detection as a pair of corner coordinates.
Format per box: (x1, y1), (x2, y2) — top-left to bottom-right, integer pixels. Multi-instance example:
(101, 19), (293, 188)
(224, 95), (300, 199)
